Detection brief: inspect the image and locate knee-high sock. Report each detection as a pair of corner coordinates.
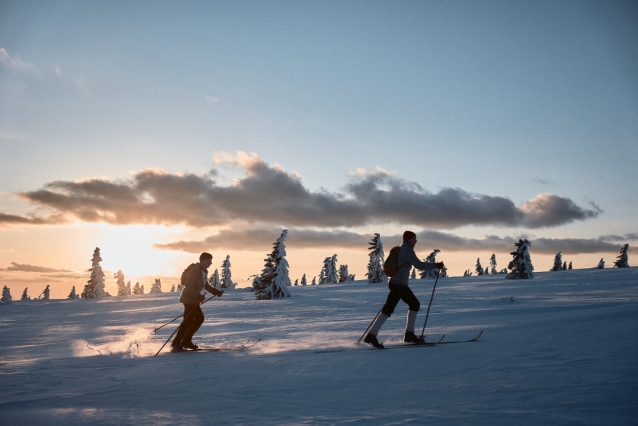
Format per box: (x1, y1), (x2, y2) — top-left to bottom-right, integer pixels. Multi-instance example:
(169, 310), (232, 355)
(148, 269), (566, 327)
(405, 310), (418, 333)
(369, 313), (389, 336)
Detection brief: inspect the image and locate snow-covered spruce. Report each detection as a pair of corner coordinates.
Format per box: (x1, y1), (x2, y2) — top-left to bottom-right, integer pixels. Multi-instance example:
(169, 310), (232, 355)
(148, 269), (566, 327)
(252, 229), (292, 300)
(41, 285), (50, 300)
(338, 264), (349, 283)
(149, 279), (162, 294)
(300, 274), (307, 286)
(440, 266), (448, 278)
(132, 282), (143, 295)
(82, 247), (106, 299)
(410, 267), (416, 279)
(475, 258), (484, 276)
(311, 276), (316, 285)
(115, 270), (127, 296)
(67, 286), (77, 299)
(568, 261), (573, 270)
(293, 279), (299, 286)
(209, 269), (221, 290)
(463, 270), (472, 277)
(489, 254), (498, 274)
(319, 255), (339, 284)
(597, 258), (605, 269)
(420, 249), (440, 279)
(221, 255), (235, 289)
(551, 252), (563, 272)
(562, 261), (567, 270)
(507, 239), (534, 279)
(614, 244), (629, 268)
(1, 285), (12, 302)
(21, 288), (30, 301)
(366, 233), (387, 284)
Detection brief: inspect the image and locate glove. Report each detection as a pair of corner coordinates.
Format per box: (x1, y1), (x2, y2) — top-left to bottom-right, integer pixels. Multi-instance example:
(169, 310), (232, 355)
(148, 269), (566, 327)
(213, 288), (224, 297)
(435, 262), (444, 270)
(197, 294), (206, 303)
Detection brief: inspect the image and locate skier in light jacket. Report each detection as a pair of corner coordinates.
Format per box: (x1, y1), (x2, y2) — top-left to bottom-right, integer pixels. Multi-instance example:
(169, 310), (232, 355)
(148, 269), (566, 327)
(171, 252), (223, 352)
(364, 231), (443, 349)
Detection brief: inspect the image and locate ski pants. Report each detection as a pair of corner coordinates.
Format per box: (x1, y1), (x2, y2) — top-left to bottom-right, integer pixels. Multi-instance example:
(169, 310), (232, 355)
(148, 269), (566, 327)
(381, 283), (420, 317)
(173, 303), (205, 346)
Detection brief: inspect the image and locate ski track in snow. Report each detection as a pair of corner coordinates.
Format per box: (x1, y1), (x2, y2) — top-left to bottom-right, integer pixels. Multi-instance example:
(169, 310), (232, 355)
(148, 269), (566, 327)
(1, 268), (637, 425)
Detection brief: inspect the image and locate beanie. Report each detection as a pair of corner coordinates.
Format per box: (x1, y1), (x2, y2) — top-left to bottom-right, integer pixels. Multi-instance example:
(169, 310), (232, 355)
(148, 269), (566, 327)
(402, 231), (416, 241)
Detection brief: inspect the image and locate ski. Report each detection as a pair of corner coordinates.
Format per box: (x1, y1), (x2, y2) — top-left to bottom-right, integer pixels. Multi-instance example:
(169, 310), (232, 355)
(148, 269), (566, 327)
(174, 339), (261, 353)
(314, 335), (444, 353)
(436, 330), (483, 344)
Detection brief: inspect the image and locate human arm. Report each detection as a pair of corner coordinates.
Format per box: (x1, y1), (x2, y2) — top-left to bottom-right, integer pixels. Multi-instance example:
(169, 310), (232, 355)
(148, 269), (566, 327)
(204, 283), (224, 297)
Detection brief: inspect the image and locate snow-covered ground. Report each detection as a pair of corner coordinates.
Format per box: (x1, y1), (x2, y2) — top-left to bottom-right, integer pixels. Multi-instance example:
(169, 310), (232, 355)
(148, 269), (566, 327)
(1, 268), (637, 425)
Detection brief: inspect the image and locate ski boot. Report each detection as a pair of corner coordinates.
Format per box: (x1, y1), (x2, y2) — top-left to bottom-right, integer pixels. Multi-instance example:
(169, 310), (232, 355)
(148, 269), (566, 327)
(364, 333), (385, 349)
(403, 331), (426, 345)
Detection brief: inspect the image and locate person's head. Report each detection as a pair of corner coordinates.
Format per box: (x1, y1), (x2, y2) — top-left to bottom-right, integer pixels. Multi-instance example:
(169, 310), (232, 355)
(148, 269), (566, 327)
(403, 231), (417, 247)
(199, 252), (213, 269)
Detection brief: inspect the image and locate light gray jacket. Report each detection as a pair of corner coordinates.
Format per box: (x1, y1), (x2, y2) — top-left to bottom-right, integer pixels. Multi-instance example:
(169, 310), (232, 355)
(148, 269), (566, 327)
(389, 243), (437, 287)
(178, 263), (220, 305)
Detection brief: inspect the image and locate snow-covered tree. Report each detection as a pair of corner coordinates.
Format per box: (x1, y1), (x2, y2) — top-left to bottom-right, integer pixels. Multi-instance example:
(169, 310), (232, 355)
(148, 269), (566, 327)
(21, 287), (30, 300)
(463, 270), (472, 277)
(125, 281), (131, 296)
(500, 268), (507, 274)
(613, 244), (629, 268)
(562, 261), (567, 271)
(568, 261), (572, 270)
(149, 279), (162, 294)
(410, 267), (416, 279)
(441, 266), (448, 278)
(366, 233), (387, 284)
(293, 279), (299, 286)
(475, 258), (484, 276)
(140, 285), (145, 295)
(420, 249), (441, 279)
(311, 276), (316, 285)
(318, 258), (328, 284)
(81, 247), (106, 299)
(170, 284), (175, 292)
(338, 264), (349, 283)
(177, 284), (184, 292)
(1, 286), (12, 302)
(132, 282), (142, 295)
(253, 229), (292, 300)
(115, 270), (127, 296)
(551, 252), (563, 272)
(347, 274), (356, 281)
(67, 286), (77, 299)
(209, 269), (221, 289)
(41, 285), (50, 300)
(489, 254), (498, 274)
(301, 274), (307, 286)
(221, 255), (235, 289)
(506, 239), (534, 279)
(597, 258), (605, 269)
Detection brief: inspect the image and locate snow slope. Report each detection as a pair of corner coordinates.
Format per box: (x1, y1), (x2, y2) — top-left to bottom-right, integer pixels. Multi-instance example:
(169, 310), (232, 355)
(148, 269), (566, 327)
(1, 268), (637, 425)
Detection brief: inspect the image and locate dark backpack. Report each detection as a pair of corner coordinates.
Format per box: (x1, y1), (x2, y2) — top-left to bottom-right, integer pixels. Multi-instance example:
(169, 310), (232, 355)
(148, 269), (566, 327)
(180, 263), (197, 286)
(383, 246), (402, 277)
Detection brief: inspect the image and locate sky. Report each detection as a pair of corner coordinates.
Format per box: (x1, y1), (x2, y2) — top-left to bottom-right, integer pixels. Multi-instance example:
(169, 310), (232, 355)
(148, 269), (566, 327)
(1, 0), (637, 298)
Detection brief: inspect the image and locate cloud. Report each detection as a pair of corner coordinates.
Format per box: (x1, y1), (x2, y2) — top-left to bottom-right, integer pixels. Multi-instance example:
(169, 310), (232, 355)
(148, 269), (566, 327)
(154, 228), (369, 253)
(0, 48), (37, 73)
(14, 152), (600, 229)
(0, 212), (66, 226)
(1, 262), (73, 273)
(154, 227), (635, 255)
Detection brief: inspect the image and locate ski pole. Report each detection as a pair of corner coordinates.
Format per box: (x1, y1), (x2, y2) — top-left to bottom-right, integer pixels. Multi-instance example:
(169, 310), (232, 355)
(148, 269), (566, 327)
(357, 308), (383, 343)
(154, 295), (216, 333)
(420, 269), (440, 340)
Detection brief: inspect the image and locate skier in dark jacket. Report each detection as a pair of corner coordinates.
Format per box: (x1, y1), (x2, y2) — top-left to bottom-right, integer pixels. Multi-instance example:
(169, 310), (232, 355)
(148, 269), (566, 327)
(171, 252), (223, 352)
(364, 231), (443, 349)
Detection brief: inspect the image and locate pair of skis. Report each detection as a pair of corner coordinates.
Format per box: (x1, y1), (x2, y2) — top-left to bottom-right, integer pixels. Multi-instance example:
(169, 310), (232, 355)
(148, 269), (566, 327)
(172, 338), (261, 353)
(314, 331), (482, 354)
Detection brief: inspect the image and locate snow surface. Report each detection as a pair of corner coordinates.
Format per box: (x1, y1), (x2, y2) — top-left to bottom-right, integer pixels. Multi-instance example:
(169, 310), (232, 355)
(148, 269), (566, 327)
(1, 268), (637, 425)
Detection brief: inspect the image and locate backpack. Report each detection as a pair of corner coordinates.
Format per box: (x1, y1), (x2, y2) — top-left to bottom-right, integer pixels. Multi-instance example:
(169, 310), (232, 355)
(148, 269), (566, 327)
(383, 246), (402, 277)
(180, 263), (198, 286)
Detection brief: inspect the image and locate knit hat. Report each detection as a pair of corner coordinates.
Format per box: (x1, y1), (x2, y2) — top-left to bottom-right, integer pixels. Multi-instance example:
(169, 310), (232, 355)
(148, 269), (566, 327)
(402, 231), (416, 241)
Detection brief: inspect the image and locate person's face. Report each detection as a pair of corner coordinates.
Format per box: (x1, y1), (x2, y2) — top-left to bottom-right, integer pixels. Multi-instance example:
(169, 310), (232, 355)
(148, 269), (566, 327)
(407, 236), (417, 247)
(201, 258), (213, 270)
